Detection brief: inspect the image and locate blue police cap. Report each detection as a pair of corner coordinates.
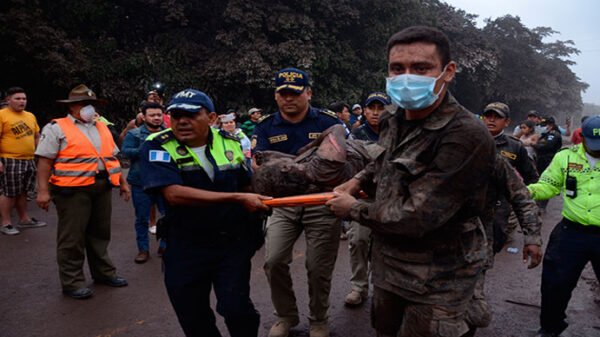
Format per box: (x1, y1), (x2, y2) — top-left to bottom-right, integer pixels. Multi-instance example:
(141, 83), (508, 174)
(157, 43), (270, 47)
(364, 92), (390, 107)
(166, 89), (215, 113)
(275, 68), (310, 94)
(582, 115), (600, 151)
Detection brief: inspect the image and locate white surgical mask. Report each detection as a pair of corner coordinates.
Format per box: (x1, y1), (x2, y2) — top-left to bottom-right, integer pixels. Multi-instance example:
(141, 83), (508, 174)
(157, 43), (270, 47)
(80, 105), (96, 122)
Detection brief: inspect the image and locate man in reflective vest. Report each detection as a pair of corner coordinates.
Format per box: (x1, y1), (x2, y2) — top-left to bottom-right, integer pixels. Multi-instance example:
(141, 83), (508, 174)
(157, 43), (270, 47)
(35, 84), (131, 300)
(528, 115), (600, 337)
(140, 88), (270, 337)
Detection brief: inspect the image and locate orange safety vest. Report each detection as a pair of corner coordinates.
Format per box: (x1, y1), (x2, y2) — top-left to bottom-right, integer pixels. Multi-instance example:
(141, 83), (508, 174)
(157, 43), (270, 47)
(49, 117), (121, 187)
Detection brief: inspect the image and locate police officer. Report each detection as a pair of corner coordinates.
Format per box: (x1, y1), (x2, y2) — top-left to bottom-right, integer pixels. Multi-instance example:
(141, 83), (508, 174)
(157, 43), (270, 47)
(139, 89), (270, 337)
(533, 116), (563, 212)
(534, 116), (562, 173)
(344, 91), (389, 306)
(481, 102), (540, 251)
(252, 67), (341, 337)
(528, 115), (600, 337)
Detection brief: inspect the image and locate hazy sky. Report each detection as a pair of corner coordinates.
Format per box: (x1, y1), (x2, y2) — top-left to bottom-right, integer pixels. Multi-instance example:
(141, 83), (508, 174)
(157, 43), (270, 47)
(443, 0), (600, 105)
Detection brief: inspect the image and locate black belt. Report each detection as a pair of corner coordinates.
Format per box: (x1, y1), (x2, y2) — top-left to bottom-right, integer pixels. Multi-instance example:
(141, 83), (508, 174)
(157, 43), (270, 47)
(562, 217), (600, 235)
(96, 171), (108, 178)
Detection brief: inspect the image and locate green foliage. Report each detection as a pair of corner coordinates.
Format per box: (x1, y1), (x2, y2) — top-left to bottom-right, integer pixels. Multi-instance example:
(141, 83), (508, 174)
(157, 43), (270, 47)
(0, 0), (586, 128)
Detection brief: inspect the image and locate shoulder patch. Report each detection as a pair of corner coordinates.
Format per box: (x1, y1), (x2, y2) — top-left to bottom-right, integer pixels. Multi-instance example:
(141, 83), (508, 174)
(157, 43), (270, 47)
(150, 130), (175, 144)
(257, 114), (273, 124)
(320, 109), (338, 119)
(149, 150), (171, 163)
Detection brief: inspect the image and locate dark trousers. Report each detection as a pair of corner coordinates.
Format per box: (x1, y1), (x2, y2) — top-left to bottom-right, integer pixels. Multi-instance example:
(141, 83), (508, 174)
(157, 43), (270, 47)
(131, 184), (166, 251)
(540, 219), (600, 334)
(52, 179), (116, 290)
(164, 238), (260, 337)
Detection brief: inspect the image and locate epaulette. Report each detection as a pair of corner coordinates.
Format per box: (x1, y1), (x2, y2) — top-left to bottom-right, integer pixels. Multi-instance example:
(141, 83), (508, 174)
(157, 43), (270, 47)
(257, 114), (273, 124)
(560, 145), (579, 153)
(219, 129), (241, 142)
(508, 135), (520, 141)
(152, 130), (176, 145)
(320, 109), (338, 119)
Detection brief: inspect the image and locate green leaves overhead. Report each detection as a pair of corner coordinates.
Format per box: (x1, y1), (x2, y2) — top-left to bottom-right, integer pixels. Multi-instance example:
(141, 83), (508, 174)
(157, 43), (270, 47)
(0, 0), (586, 126)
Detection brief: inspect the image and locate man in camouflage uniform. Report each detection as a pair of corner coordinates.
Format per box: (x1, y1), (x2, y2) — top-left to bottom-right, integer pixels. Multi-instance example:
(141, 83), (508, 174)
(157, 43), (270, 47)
(327, 26), (496, 337)
(464, 153), (542, 336)
(481, 102), (539, 251)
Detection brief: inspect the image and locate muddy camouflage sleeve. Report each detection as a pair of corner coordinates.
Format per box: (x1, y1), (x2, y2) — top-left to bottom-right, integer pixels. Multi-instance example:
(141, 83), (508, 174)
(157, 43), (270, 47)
(497, 157), (542, 246)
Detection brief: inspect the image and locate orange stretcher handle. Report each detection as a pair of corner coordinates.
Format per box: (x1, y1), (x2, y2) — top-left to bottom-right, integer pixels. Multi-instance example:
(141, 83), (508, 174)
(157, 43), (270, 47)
(262, 191), (368, 207)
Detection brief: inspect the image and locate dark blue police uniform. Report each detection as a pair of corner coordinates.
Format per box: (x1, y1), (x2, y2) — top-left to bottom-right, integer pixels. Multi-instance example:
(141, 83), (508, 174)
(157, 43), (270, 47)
(252, 106), (340, 155)
(351, 123), (379, 142)
(140, 129), (261, 337)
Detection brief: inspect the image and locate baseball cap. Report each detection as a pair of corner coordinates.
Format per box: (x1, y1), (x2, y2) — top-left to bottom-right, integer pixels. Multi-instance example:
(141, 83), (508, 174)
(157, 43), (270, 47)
(275, 67), (310, 93)
(352, 104), (362, 110)
(248, 107), (262, 114)
(582, 116), (600, 151)
(166, 89), (215, 113)
(543, 116), (556, 125)
(219, 113), (236, 123)
(483, 102), (510, 119)
(364, 92), (391, 107)
(527, 110), (539, 117)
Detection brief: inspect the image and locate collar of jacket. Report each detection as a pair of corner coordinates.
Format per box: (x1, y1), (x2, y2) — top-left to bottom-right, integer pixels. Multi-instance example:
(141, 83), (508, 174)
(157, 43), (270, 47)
(386, 93), (459, 131)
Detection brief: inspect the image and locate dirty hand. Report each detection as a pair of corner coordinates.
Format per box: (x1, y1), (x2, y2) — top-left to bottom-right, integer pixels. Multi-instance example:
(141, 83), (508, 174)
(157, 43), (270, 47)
(523, 244), (543, 269)
(325, 191), (357, 219)
(333, 178), (361, 196)
(36, 190), (51, 211)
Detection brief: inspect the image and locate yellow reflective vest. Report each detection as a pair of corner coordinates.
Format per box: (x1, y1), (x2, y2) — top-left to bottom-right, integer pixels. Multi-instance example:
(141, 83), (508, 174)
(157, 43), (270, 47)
(528, 144), (600, 227)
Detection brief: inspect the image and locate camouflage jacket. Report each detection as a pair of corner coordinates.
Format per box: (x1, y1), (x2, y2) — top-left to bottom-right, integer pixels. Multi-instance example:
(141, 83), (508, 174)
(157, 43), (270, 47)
(350, 93), (496, 305)
(483, 155), (542, 263)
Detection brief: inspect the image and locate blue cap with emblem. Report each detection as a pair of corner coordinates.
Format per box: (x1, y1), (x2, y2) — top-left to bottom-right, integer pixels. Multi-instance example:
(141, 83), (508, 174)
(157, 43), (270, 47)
(275, 68), (310, 94)
(364, 92), (391, 107)
(582, 115), (600, 151)
(166, 89), (215, 113)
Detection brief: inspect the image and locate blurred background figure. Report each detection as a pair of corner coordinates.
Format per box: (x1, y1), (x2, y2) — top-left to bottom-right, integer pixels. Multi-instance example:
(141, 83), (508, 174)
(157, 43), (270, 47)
(219, 113), (252, 167)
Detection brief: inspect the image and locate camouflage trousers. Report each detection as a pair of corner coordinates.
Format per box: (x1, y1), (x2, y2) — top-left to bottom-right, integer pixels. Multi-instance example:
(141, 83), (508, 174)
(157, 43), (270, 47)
(372, 286), (470, 337)
(465, 272), (492, 328)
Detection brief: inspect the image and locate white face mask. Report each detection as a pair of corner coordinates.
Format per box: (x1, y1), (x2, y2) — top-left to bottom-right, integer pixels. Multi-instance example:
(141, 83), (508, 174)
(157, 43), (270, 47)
(80, 104), (96, 122)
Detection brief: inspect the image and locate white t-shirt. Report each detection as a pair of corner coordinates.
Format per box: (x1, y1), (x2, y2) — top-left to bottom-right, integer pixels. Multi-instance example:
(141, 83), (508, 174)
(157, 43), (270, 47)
(190, 145), (215, 181)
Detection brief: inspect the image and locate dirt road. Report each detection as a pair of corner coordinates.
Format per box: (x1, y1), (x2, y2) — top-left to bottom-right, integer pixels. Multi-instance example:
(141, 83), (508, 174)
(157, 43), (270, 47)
(1, 194), (598, 337)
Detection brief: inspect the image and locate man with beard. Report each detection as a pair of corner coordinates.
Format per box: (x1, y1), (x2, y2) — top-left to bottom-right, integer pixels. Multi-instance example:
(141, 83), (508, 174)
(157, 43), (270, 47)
(122, 102), (168, 263)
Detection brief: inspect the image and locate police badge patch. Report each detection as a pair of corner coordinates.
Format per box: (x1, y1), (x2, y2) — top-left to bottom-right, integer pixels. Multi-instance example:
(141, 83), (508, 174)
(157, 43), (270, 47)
(225, 150), (234, 161)
(176, 145), (188, 155)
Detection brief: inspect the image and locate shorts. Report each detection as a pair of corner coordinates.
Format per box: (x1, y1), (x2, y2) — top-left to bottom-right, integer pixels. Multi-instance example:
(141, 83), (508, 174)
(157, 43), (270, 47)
(0, 158), (37, 198)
